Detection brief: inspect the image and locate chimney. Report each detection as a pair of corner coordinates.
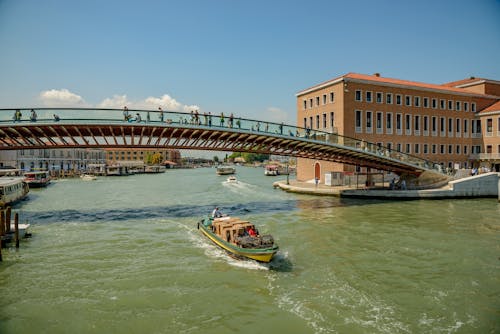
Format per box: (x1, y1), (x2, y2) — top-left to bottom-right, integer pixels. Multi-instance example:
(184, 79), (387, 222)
(374, 73), (381, 77)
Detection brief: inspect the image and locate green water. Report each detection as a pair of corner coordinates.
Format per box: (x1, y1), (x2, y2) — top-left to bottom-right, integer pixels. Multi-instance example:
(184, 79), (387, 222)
(1, 167), (499, 333)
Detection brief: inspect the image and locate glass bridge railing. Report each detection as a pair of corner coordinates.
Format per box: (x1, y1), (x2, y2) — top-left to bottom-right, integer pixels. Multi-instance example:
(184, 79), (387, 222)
(0, 108), (445, 174)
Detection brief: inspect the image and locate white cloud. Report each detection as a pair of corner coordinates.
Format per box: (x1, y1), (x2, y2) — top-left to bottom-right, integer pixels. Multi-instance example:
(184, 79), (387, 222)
(97, 95), (131, 109)
(266, 107), (289, 123)
(39, 89), (87, 107)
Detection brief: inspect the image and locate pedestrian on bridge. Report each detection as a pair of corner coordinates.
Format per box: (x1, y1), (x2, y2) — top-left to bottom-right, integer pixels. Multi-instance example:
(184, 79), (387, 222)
(220, 112), (225, 127)
(30, 109), (37, 122)
(123, 106), (130, 121)
(208, 112), (212, 126)
(13, 109), (21, 122)
(158, 107), (164, 122)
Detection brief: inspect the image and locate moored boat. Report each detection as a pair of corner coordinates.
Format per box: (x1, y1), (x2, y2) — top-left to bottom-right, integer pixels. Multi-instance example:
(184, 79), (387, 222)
(9, 222), (31, 238)
(197, 215), (278, 262)
(0, 177), (29, 207)
(23, 170), (51, 188)
(264, 165), (279, 176)
(80, 174), (97, 181)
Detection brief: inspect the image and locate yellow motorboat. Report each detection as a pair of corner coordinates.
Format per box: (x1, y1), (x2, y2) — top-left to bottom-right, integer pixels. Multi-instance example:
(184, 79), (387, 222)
(197, 215), (278, 263)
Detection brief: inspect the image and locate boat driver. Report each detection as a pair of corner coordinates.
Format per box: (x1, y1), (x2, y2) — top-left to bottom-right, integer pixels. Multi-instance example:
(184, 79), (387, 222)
(212, 207), (223, 218)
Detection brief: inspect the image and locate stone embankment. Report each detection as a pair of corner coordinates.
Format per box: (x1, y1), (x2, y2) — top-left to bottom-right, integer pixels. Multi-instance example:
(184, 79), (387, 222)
(273, 172), (500, 200)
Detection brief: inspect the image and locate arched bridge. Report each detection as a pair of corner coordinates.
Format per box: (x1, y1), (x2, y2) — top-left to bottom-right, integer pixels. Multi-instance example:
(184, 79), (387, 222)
(0, 108), (443, 174)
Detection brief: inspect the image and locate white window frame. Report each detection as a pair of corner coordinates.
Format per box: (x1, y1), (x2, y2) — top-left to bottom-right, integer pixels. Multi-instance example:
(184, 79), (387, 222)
(405, 114), (412, 135)
(423, 97), (429, 108)
(355, 90), (362, 102)
(440, 117), (446, 137)
(323, 94), (327, 105)
(448, 100), (454, 111)
(463, 119), (469, 138)
(396, 94), (402, 105)
(471, 102), (476, 112)
(414, 96), (421, 107)
(414, 115), (420, 136)
(440, 99), (446, 109)
(396, 113), (403, 135)
(431, 116), (437, 137)
(376, 111), (383, 134)
(366, 111), (373, 133)
(303, 100), (307, 110)
(414, 143), (420, 154)
(386, 112), (393, 135)
(423, 115), (429, 136)
(464, 102), (469, 112)
(386, 93), (393, 104)
(432, 98), (437, 109)
(366, 91), (373, 103)
(455, 118), (461, 138)
(330, 92), (335, 103)
(456, 101), (461, 111)
(355, 110), (362, 133)
(405, 95), (412, 107)
(423, 143), (428, 154)
(376, 92), (383, 103)
(448, 117), (454, 138)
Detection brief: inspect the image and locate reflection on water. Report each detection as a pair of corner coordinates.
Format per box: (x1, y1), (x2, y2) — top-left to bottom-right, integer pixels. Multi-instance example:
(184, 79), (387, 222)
(1, 167), (499, 334)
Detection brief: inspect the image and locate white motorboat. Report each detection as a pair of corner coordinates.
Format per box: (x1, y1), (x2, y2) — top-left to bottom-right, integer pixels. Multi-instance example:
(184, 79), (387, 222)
(226, 176), (238, 183)
(9, 222), (31, 238)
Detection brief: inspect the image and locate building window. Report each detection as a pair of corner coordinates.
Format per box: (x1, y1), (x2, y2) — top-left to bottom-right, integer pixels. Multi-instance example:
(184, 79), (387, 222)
(396, 94), (402, 105)
(366, 91), (372, 103)
(440, 145), (445, 154)
(330, 112), (334, 128)
(406, 143), (411, 153)
(303, 118), (307, 128)
(448, 145), (453, 154)
(376, 92), (382, 103)
(414, 143), (420, 154)
(386, 112), (393, 134)
(316, 96), (320, 106)
(310, 116), (313, 129)
(396, 113), (402, 135)
(423, 144), (428, 154)
(471, 103), (476, 112)
(309, 99), (313, 108)
(432, 144), (437, 154)
(456, 101), (461, 111)
(386, 142), (392, 150)
(415, 115), (420, 132)
(323, 113), (327, 128)
(376, 112), (383, 134)
(396, 143), (402, 152)
(366, 111), (372, 133)
(330, 92), (334, 102)
(386, 93), (393, 104)
(303, 100), (307, 110)
(440, 99), (446, 109)
(405, 114), (411, 135)
(405, 95), (412, 106)
(486, 118), (492, 133)
(440, 117), (446, 136)
(316, 115), (320, 128)
(448, 118), (453, 136)
(414, 96), (420, 107)
(456, 118), (461, 135)
(423, 97), (429, 108)
(355, 90), (362, 101)
(322, 94), (326, 104)
(456, 145), (460, 154)
(432, 98), (437, 109)
(448, 100), (453, 110)
(463, 145), (468, 154)
(464, 102), (469, 112)
(423, 116), (429, 134)
(355, 110), (362, 133)
(464, 119), (468, 136)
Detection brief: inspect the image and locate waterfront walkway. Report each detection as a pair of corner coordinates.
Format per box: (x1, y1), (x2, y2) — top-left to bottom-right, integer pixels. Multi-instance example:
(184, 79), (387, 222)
(274, 172), (500, 200)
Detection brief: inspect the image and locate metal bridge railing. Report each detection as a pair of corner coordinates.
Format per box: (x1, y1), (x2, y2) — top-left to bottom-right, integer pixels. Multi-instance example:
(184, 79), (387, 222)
(0, 108), (445, 174)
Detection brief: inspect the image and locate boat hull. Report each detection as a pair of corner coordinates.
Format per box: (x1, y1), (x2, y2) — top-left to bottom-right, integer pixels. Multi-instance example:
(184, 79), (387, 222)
(198, 220), (278, 263)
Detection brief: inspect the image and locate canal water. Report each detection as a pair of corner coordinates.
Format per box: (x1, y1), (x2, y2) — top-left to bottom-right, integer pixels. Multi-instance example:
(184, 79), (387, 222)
(1, 167), (499, 333)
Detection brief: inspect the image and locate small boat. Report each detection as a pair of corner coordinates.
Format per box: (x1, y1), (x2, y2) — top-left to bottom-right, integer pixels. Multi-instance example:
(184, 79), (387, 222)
(216, 166), (236, 175)
(9, 222), (31, 238)
(80, 174), (97, 181)
(198, 215), (278, 262)
(23, 170), (51, 187)
(226, 176), (238, 183)
(0, 177), (29, 207)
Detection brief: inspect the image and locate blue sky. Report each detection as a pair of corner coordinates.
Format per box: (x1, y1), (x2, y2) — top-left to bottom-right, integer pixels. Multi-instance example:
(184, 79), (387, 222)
(1, 0), (499, 123)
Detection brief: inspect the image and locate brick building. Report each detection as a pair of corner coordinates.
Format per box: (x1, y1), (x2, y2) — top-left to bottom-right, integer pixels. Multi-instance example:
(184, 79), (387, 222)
(296, 73), (500, 182)
(104, 148), (181, 166)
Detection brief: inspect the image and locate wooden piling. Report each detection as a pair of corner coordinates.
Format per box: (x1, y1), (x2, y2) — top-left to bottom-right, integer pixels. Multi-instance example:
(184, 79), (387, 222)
(14, 213), (19, 249)
(0, 209), (5, 237)
(6, 207), (11, 233)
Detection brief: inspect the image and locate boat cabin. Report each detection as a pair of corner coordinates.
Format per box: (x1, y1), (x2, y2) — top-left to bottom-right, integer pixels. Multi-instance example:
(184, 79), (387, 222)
(211, 217), (255, 243)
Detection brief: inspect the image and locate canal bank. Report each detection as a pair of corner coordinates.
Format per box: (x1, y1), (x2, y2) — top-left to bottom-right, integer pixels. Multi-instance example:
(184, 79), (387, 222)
(274, 172), (500, 200)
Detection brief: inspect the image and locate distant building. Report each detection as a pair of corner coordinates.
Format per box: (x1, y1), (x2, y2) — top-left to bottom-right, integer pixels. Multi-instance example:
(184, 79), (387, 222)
(104, 148), (181, 167)
(0, 148), (106, 172)
(296, 73), (500, 182)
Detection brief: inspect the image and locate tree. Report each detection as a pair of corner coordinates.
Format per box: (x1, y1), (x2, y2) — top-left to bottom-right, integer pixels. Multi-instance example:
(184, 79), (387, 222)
(213, 156), (219, 163)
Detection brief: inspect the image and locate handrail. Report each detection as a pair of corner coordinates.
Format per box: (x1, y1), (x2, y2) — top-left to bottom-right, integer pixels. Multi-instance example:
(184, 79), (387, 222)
(0, 107), (445, 174)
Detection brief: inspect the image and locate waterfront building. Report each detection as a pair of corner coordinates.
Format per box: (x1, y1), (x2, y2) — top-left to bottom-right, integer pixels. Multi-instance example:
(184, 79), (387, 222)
(296, 73), (500, 182)
(0, 148), (106, 172)
(104, 148), (181, 167)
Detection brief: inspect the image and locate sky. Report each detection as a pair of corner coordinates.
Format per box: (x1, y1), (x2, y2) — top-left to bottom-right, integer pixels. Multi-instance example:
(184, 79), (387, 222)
(0, 0), (499, 124)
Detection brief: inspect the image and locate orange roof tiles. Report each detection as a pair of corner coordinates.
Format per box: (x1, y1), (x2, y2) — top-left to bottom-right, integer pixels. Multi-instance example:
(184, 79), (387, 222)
(297, 72), (498, 98)
(478, 100), (500, 114)
(442, 77), (486, 87)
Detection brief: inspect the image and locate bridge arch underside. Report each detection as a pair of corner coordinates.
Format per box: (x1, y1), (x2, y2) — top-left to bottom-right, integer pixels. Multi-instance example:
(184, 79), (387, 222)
(0, 124), (423, 174)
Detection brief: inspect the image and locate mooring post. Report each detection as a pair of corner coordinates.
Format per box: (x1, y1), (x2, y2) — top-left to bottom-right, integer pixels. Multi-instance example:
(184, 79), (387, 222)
(6, 207), (11, 233)
(0, 209), (5, 237)
(14, 213), (19, 249)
